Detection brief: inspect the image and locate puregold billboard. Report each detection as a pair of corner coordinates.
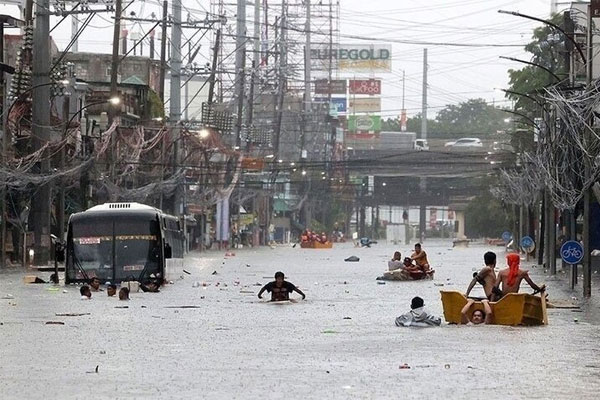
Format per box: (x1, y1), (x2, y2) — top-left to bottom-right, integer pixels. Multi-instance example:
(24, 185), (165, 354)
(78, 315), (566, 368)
(310, 44), (392, 72)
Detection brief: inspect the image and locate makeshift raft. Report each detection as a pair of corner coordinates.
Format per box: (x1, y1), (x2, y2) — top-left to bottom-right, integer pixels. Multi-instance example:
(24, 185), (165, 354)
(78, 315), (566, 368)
(300, 241), (333, 249)
(440, 290), (548, 326)
(377, 271), (434, 281)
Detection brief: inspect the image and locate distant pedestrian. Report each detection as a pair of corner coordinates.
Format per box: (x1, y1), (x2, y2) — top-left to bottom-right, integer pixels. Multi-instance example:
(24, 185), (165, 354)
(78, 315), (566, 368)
(395, 296), (441, 327)
(119, 287), (130, 301)
(80, 285), (92, 300)
(258, 271), (306, 302)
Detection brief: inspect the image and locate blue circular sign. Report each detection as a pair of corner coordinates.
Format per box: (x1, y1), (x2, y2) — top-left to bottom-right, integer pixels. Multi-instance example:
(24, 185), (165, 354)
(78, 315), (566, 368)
(560, 240), (584, 264)
(502, 231), (512, 243)
(520, 236), (535, 253)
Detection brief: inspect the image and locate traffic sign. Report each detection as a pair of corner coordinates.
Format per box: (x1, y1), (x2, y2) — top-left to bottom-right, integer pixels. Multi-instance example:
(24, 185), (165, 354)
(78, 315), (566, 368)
(502, 231), (512, 243)
(560, 240), (584, 264)
(520, 236), (535, 253)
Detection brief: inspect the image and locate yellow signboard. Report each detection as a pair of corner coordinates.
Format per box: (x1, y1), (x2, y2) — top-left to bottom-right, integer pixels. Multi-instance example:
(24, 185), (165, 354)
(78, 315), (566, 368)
(349, 97), (381, 113)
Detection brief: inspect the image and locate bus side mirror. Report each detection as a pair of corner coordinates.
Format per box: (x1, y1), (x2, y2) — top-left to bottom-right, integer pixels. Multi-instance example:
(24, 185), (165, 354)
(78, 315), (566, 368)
(164, 244), (172, 259)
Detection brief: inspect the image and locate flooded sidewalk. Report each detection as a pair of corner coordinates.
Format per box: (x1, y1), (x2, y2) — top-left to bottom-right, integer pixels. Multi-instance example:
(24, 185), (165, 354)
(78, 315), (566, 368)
(1, 240), (599, 399)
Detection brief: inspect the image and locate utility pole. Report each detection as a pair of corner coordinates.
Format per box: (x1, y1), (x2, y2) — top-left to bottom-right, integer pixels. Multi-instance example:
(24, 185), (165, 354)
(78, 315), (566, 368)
(273, 6), (286, 160)
(71, 13), (79, 52)
(419, 48), (428, 243)
(109, 0), (122, 183)
(234, 0), (247, 147)
(208, 29), (220, 104)
(170, 0), (182, 215)
(583, 4), (593, 297)
(244, 0), (260, 150)
(301, 0), (312, 227)
(31, 0), (52, 265)
(1, 17), (7, 268)
(159, 1), (168, 102)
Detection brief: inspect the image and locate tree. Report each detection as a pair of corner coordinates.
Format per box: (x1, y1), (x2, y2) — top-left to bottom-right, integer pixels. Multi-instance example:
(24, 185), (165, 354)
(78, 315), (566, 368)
(382, 100), (507, 138)
(465, 191), (514, 238)
(505, 13), (568, 153)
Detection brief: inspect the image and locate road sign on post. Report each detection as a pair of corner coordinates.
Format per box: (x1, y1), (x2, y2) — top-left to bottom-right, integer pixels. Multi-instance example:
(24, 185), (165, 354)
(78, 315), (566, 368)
(520, 236), (535, 253)
(560, 240), (584, 264)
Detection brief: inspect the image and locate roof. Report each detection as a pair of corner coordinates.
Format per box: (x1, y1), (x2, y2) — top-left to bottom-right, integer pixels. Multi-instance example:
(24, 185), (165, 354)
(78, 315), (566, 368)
(121, 75), (147, 86)
(87, 202), (159, 212)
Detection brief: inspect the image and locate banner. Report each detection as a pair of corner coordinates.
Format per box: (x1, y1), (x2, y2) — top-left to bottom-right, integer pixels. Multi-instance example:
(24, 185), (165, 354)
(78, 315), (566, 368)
(310, 44), (392, 72)
(314, 97), (346, 113)
(314, 79), (347, 94)
(348, 115), (381, 133)
(429, 208), (437, 229)
(349, 97), (381, 113)
(349, 79), (382, 95)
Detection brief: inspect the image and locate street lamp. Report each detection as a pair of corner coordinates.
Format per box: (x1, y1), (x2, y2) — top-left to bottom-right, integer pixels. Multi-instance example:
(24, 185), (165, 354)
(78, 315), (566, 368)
(198, 128), (210, 139)
(498, 10), (586, 63)
(63, 96), (121, 139)
(499, 56), (562, 83)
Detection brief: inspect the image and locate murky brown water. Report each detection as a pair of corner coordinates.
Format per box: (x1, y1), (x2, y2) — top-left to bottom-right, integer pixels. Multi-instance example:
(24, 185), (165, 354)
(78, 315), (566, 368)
(1, 241), (599, 399)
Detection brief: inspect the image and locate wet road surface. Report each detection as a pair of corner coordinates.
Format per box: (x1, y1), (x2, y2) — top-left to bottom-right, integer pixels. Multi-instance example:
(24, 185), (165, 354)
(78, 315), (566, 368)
(1, 240), (599, 399)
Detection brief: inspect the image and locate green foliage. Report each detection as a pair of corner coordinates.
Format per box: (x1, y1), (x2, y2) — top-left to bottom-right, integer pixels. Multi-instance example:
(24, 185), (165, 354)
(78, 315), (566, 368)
(504, 14), (567, 154)
(465, 191), (514, 238)
(148, 89), (165, 119)
(382, 99), (507, 138)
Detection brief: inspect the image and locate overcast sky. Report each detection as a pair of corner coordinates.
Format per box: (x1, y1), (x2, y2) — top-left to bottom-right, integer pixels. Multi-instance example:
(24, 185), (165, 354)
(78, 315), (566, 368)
(2, 0), (558, 117)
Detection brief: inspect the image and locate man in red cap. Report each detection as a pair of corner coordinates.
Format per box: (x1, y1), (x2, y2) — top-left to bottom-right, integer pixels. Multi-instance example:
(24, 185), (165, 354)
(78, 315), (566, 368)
(492, 253), (545, 299)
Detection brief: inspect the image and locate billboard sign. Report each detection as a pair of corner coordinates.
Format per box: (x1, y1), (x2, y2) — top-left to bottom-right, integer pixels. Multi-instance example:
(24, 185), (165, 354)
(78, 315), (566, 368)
(349, 79), (382, 95)
(348, 115), (381, 133)
(310, 44), (392, 72)
(349, 97), (381, 113)
(314, 97), (347, 113)
(314, 79), (346, 94)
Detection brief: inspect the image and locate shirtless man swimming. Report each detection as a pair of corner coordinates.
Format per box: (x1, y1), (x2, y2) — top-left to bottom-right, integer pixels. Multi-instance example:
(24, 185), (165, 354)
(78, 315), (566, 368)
(465, 251), (497, 300)
(411, 243), (431, 271)
(493, 253), (545, 298)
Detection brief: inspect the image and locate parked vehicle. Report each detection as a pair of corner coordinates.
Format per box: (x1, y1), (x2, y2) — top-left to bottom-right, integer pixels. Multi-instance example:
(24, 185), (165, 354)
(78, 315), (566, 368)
(413, 139), (429, 151)
(445, 138), (483, 147)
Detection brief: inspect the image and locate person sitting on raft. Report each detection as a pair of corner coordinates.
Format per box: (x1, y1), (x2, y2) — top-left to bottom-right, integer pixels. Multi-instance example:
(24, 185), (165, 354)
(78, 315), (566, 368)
(465, 251), (497, 300)
(378, 252), (408, 279)
(411, 243), (431, 272)
(403, 257), (433, 279)
(460, 298), (493, 325)
(492, 253), (546, 300)
(258, 271), (306, 302)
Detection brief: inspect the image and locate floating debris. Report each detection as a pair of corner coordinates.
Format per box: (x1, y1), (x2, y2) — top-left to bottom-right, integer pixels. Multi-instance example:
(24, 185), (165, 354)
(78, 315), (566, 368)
(55, 313), (90, 317)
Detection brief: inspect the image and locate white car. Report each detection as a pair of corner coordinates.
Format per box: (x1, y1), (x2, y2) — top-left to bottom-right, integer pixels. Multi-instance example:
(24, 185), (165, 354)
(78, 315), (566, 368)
(445, 138), (483, 148)
(413, 139), (429, 151)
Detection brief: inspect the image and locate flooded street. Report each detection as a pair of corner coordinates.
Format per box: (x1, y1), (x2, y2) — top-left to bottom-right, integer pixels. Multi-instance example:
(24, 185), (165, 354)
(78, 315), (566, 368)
(1, 241), (600, 399)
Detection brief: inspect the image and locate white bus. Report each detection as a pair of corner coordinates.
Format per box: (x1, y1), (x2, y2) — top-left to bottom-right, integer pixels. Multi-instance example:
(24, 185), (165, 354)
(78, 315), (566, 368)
(65, 203), (184, 285)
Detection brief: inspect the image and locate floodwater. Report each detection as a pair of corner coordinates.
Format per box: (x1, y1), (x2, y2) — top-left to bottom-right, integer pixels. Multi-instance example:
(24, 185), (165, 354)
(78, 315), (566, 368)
(1, 240), (599, 399)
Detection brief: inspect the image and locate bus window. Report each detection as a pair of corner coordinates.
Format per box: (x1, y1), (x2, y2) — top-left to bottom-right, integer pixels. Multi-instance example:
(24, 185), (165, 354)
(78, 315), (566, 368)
(70, 219), (114, 281)
(114, 218), (161, 282)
